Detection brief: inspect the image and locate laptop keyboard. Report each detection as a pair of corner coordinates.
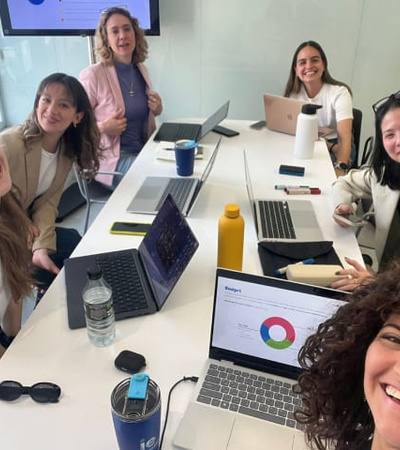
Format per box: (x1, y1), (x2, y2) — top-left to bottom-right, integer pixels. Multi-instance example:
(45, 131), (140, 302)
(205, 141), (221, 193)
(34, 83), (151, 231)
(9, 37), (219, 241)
(156, 178), (196, 211)
(196, 363), (303, 430)
(259, 200), (296, 239)
(95, 250), (148, 316)
(155, 123), (199, 142)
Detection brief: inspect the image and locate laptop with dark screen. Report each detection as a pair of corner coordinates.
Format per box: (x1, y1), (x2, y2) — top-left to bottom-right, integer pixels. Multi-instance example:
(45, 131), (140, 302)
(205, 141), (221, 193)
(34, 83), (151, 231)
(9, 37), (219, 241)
(64, 195), (199, 329)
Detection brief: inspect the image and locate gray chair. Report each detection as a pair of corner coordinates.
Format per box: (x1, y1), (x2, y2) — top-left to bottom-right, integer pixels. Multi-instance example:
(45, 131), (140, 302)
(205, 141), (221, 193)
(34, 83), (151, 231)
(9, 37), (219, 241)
(73, 165), (123, 234)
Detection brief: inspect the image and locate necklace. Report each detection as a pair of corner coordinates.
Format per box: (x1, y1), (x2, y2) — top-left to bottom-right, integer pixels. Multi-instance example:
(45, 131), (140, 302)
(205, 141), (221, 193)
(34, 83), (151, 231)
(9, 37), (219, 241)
(129, 65), (135, 97)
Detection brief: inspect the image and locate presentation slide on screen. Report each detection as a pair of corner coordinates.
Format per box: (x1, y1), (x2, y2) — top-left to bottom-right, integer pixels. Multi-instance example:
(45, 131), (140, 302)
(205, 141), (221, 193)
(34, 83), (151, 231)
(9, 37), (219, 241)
(6, 1), (150, 30)
(212, 276), (344, 368)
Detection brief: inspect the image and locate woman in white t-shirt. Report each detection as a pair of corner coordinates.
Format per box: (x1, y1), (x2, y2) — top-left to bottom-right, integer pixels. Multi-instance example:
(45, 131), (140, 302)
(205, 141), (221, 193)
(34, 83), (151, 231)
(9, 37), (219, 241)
(0, 147), (34, 356)
(284, 41), (354, 177)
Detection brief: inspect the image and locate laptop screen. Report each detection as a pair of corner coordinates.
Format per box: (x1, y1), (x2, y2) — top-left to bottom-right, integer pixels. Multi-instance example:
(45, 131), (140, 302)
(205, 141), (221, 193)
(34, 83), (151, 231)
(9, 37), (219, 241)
(210, 268), (348, 379)
(139, 195), (199, 309)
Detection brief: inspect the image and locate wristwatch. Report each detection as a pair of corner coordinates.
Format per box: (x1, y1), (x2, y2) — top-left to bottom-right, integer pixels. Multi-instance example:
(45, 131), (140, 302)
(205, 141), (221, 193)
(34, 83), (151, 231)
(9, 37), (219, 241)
(333, 161), (349, 172)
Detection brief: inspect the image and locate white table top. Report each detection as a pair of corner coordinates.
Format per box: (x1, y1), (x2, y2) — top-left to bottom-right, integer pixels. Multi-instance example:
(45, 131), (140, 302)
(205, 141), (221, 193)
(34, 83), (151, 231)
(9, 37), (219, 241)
(0, 120), (362, 449)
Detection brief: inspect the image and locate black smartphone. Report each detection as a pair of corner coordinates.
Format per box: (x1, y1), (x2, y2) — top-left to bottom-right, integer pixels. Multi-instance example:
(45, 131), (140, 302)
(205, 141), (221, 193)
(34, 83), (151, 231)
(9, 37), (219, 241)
(110, 222), (151, 236)
(250, 120), (266, 130)
(212, 125), (240, 137)
(278, 164), (305, 176)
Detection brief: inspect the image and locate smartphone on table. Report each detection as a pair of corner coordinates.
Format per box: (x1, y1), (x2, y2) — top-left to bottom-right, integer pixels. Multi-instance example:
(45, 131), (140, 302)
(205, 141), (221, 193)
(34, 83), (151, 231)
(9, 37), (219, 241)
(110, 222), (151, 236)
(332, 213), (365, 227)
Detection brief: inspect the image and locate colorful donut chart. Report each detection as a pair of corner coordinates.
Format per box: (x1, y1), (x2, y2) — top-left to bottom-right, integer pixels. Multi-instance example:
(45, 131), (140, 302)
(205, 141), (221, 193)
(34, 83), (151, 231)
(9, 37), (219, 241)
(260, 317), (295, 350)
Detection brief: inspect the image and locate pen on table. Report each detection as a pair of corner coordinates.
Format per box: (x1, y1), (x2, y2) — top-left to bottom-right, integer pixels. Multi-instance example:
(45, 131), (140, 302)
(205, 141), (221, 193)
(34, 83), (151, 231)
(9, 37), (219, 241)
(275, 185), (310, 190)
(285, 187), (321, 195)
(274, 258), (315, 276)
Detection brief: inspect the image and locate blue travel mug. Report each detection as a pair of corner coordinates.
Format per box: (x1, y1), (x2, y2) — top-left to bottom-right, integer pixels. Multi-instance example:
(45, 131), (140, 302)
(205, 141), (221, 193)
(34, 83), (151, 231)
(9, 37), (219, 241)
(111, 375), (161, 450)
(175, 140), (197, 176)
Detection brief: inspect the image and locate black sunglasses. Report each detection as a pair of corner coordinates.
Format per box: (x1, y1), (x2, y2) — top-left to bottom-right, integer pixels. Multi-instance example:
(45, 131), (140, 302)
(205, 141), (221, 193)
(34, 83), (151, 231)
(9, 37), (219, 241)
(372, 90), (400, 114)
(0, 380), (61, 403)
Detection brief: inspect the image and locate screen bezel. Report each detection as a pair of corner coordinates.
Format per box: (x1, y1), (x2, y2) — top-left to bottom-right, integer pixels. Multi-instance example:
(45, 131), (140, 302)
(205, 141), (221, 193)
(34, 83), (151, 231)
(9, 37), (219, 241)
(0, 0), (160, 37)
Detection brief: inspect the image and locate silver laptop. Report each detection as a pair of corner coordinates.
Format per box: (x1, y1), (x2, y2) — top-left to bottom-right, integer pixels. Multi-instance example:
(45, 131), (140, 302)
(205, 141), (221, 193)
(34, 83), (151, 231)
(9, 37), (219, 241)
(244, 151), (324, 242)
(153, 101), (230, 142)
(174, 268), (348, 450)
(263, 94), (306, 135)
(127, 138), (221, 216)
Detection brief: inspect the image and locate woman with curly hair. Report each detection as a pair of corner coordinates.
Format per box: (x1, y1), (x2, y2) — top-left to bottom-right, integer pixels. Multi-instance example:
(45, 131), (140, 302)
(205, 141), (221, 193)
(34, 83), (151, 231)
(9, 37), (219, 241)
(295, 260), (400, 449)
(0, 147), (34, 356)
(0, 72), (100, 292)
(79, 6), (163, 189)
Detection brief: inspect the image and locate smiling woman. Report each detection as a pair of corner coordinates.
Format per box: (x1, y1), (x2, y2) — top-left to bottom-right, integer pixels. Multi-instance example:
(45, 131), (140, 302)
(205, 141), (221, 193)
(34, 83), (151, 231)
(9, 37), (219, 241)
(0, 72), (100, 294)
(295, 260), (400, 450)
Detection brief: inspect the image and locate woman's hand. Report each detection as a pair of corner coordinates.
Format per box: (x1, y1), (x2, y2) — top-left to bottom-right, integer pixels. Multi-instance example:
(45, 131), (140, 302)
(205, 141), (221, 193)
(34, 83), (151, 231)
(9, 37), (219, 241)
(99, 110), (127, 136)
(333, 203), (353, 227)
(331, 256), (375, 292)
(32, 249), (60, 275)
(148, 91), (163, 116)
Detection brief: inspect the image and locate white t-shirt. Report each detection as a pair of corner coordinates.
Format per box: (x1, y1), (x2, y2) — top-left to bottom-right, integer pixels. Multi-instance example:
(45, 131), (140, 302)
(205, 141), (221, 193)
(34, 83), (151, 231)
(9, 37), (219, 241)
(291, 83), (353, 136)
(35, 148), (59, 198)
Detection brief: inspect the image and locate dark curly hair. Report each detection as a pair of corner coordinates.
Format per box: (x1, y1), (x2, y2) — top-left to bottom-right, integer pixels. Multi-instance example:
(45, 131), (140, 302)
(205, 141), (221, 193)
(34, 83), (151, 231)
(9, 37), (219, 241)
(95, 7), (148, 65)
(294, 260), (400, 449)
(370, 94), (400, 190)
(284, 41), (352, 98)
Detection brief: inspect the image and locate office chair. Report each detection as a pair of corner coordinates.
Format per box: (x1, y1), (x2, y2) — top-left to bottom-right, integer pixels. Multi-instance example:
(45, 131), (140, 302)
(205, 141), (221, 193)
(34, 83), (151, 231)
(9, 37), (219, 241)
(73, 165), (123, 234)
(351, 108), (363, 168)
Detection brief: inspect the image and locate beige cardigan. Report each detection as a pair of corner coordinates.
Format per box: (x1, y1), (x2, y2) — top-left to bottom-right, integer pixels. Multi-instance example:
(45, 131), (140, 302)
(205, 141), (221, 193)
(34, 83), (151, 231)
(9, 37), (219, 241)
(0, 125), (72, 253)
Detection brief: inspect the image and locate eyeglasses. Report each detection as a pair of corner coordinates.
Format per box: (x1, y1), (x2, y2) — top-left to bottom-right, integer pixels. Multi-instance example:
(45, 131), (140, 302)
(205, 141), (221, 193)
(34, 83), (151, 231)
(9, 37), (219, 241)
(372, 90), (400, 113)
(0, 381), (61, 403)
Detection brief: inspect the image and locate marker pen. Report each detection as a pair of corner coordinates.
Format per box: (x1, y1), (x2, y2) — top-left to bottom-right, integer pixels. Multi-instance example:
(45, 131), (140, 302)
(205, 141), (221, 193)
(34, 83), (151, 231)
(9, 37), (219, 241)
(274, 258), (315, 276)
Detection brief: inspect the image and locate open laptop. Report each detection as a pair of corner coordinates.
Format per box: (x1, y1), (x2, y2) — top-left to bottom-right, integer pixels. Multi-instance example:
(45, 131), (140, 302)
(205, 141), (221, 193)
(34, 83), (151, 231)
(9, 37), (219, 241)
(244, 151), (324, 242)
(64, 195), (199, 329)
(174, 268), (348, 450)
(153, 101), (230, 142)
(126, 138), (221, 216)
(263, 94), (306, 135)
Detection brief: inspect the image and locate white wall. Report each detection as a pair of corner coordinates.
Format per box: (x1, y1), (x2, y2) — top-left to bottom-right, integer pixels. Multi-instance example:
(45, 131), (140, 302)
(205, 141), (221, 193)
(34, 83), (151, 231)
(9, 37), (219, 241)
(1, 0), (400, 148)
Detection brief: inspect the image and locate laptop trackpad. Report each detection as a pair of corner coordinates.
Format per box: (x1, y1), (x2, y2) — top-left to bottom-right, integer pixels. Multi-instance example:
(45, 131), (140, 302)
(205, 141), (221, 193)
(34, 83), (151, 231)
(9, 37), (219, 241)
(228, 416), (295, 449)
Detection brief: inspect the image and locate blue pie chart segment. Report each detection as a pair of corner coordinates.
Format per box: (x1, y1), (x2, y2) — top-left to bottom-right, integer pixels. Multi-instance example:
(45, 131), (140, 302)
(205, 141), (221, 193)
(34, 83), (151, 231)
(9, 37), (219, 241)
(29, 0), (45, 5)
(260, 317), (295, 350)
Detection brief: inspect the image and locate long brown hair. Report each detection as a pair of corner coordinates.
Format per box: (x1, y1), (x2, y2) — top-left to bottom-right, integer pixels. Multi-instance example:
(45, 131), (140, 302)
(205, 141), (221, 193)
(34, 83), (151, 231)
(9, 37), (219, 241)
(21, 73), (100, 175)
(95, 7), (148, 65)
(284, 41), (352, 97)
(0, 188), (34, 302)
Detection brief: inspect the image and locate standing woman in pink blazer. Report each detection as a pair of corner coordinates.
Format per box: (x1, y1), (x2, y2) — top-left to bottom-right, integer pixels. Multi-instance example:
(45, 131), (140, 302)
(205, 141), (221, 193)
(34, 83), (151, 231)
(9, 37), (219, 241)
(80, 7), (163, 189)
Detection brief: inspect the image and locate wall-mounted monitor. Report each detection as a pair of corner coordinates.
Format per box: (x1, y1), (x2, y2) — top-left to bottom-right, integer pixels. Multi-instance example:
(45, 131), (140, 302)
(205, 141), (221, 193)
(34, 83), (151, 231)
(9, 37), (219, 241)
(0, 0), (160, 37)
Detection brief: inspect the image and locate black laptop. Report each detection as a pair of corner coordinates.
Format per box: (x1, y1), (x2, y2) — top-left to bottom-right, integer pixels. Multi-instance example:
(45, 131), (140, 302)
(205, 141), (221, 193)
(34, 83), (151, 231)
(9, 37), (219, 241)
(64, 195), (199, 329)
(153, 101), (230, 142)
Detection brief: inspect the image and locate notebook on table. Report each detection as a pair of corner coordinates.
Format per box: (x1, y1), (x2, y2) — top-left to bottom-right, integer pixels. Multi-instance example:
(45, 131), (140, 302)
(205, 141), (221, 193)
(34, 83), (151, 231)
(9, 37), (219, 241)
(173, 268), (348, 450)
(64, 195), (199, 330)
(244, 151), (324, 242)
(126, 137), (221, 216)
(153, 101), (230, 142)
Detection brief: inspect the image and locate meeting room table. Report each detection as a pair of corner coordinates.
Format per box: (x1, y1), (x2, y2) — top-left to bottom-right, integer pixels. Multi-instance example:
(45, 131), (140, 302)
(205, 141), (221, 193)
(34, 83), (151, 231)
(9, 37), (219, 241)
(0, 119), (363, 449)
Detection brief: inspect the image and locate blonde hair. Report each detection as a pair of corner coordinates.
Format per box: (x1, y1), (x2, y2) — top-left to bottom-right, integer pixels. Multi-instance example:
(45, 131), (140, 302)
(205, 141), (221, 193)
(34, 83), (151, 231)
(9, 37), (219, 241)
(95, 7), (148, 65)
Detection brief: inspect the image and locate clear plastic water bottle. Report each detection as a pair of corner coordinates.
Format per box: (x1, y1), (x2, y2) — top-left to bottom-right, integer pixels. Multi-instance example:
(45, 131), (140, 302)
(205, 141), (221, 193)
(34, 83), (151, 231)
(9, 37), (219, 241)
(82, 266), (116, 347)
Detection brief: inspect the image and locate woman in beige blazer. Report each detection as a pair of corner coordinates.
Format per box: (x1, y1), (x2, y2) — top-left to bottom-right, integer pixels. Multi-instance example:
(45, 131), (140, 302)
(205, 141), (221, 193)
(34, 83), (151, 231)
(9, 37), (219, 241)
(79, 6), (162, 189)
(331, 91), (400, 291)
(0, 73), (100, 292)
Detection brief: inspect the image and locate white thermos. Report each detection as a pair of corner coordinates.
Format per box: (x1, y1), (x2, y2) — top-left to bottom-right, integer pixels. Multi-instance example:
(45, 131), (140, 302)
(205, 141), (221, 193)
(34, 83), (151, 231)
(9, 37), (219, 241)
(294, 104), (322, 159)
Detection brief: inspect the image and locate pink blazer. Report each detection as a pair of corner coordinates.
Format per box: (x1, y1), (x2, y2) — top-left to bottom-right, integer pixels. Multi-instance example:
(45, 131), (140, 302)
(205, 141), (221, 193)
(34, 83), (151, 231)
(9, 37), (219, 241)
(79, 62), (156, 185)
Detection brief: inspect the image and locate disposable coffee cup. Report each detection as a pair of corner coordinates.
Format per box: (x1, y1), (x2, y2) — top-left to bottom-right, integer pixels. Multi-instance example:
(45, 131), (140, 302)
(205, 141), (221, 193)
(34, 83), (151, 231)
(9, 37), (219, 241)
(175, 140), (196, 176)
(111, 376), (161, 450)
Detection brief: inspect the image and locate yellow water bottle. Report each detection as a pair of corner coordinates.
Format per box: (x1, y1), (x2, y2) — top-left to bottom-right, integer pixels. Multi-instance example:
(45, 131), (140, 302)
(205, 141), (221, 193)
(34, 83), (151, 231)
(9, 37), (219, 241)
(217, 204), (244, 270)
